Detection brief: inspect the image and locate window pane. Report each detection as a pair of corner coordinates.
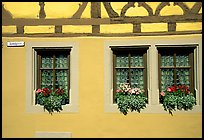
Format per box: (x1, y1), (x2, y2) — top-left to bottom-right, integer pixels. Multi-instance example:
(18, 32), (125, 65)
(116, 54), (129, 67)
(56, 70), (69, 93)
(161, 69), (174, 91)
(176, 69), (190, 87)
(130, 69), (144, 89)
(130, 54), (143, 67)
(116, 68), (129, 89)
(176, 54), (189, 66)
(41, 55), (53, 68)
(161, 55), (173, 66)
(41, 70), (53, 89)
(55, 54), (68, 68)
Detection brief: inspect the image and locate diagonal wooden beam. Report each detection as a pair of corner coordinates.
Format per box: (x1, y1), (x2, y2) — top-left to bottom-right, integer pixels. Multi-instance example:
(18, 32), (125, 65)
(103, 2), (119, 18)
(190, 2), (202, 14)
(174, 2), (190, 15)
(2, 3), (13, 20)
(72, 2), (88, 19)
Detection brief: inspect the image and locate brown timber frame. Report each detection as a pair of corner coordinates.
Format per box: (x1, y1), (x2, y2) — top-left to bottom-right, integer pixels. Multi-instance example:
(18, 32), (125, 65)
(2, 2), (202, 37)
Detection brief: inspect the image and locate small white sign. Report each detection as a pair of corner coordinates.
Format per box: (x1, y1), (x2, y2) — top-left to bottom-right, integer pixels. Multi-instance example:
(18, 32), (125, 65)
(7, 41), (25, 47)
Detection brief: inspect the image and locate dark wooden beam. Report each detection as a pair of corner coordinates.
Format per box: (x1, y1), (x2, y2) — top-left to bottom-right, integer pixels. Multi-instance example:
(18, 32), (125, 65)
(16, 26), (24, 34)
(39, 2), (46, 19)
(110, 14), (202, 24)
(133, 23), (141, 33)
(91, 2), (101, 33)
(121, 2), (135, 17)
(55, 25), (62, 33)
(72, 2), (88, 19)
(2, 3), (13, 20)
(190, 2), (202, 14)
(168, 22), (176, 32)
(2, 14), (201, 26)
(155, 2), (170, 16)
(103, 2), (119, 18)
(2, 30), (202, 37)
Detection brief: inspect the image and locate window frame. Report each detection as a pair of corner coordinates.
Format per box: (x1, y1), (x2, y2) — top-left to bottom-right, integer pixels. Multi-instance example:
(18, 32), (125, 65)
(26, 42), (79, 113)
(35, 49), (71, 104)
(157, 46), (196, 99)
(110, 46), (149, 103)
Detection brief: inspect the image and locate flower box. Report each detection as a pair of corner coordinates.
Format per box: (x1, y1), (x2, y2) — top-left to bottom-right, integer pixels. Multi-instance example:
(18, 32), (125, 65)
(160, 84), (196, 115)
(115, 83), (147, 115)
(35, 88), (69, 115)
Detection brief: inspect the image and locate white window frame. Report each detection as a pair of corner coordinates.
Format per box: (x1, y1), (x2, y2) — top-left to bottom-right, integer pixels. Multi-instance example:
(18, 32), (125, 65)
(104, 35), (202, 114)
(26, 41), (79, 113)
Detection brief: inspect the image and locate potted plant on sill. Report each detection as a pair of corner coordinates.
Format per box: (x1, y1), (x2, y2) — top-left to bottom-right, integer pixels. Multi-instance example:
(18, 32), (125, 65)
(115, 83), (148, 115)
(160, 84), (196, 115)
(35, 87), (68, 115)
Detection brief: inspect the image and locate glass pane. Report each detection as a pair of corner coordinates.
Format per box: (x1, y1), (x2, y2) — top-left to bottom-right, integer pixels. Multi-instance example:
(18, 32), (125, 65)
(130, 54), (143, 67)
(41, 70), (53, 90)
(176, 69), (190, 87)
(161, 69), (174, 91)
(161, 54), (173, 67)
(130, 69), (144, 90)
(41, 55), (53, 68)
(56, 70), (69, 94)
(176, 54), (189, 67)
(116, 54), (129, 67)
(55, 54), (68, 68)
(116, 68), (129, 89)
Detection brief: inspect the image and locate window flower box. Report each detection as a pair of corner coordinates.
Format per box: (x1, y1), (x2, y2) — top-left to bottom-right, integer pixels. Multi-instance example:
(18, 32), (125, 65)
(115, 83), (147, 115)
(160, 84), (196, 115)
(35, 88), (69, 115)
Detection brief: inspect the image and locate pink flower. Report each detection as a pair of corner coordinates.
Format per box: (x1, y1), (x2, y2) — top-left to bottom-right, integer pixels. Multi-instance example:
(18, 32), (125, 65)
(160, 91), (165, 96)
(136, 92), (139, 94)
(129, 89), (135, 94)
(116, 89), (121, 93)
(36, 89), (42, 94)
(166, 88), (172, 92)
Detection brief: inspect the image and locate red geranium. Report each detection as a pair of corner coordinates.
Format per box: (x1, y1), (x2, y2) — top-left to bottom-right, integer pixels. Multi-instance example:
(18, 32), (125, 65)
(56, 88), (64, 95)
(36, 87), (52, 96)
(164, 84), (190, 94)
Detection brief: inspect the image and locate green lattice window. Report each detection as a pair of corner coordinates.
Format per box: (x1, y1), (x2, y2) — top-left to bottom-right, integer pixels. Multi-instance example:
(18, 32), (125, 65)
(158, 47), (195, 100)
(36, 49), (70, 104)
(111, 47), (148, 103)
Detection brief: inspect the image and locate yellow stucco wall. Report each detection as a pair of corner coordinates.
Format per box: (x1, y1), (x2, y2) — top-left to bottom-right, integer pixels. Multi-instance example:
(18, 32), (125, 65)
(2, 35), (202, 138)
(2, 2), (202, 138)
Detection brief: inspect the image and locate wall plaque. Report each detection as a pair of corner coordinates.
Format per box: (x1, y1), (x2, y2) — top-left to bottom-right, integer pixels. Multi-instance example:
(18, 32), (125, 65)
(7, 41), (25, 47)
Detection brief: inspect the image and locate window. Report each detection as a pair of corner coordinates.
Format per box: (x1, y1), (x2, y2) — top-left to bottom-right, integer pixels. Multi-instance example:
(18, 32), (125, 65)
(111, 46), (148, 103)
(26, 41), (79, 113)
(35, 49), (71, 104)
(158, 46), (196, 102)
